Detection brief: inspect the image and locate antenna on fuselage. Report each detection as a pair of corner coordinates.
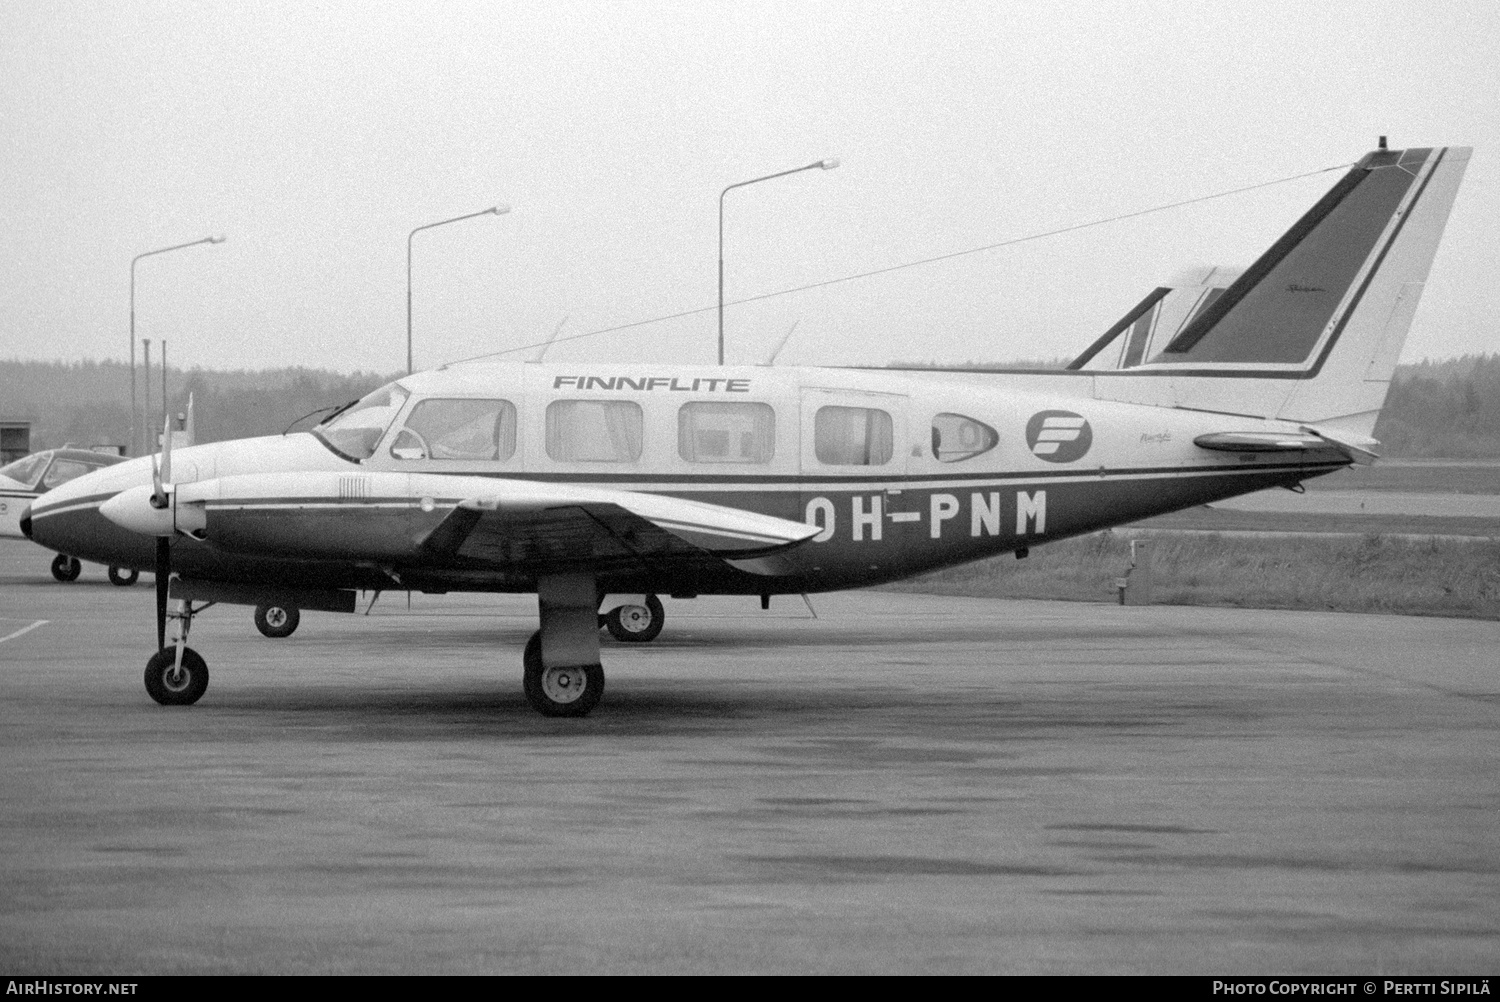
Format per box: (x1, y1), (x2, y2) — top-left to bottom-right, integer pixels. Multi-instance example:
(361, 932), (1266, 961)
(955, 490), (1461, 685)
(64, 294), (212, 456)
(534, 316), (569, 363)
(762, 320), (800, 366)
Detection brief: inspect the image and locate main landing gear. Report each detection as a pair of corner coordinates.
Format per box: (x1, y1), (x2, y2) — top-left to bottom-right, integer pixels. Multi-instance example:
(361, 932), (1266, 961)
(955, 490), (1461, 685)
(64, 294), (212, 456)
(254, 602), (300, 638)
(525, 574), (607, 717)
(108, 566), (139, 586)
(602, 594), (664, 643)
(522, 631), (604, 717)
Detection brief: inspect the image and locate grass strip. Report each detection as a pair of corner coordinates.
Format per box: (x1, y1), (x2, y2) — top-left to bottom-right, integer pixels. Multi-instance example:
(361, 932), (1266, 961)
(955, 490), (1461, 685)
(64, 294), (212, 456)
(885, 531), (1500, 620)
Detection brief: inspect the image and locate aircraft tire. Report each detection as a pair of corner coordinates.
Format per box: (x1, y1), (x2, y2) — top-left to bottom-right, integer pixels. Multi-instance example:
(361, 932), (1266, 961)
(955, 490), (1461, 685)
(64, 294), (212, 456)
(522, 630), (603, 717)
(254, 603), (300, 638)
(604, 594), (664, 643)
(144, 648), (209, 706)
(50, 555), (82, 582)
(108, 566), (139, 587)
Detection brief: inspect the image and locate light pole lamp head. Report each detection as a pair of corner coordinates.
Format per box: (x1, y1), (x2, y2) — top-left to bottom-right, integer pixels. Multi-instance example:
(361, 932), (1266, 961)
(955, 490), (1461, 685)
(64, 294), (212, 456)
(207, 235), (226, 244)
(818, 158), (840, 170)
(491, 205), (512, 216)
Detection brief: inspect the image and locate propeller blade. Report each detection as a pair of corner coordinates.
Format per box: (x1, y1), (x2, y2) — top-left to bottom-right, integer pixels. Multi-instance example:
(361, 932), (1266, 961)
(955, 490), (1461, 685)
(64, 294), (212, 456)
(161, 415), (173, 487)
(150, 434), (161, 495)
(160, 340), (171, 485)
(155, 537), (170, 650)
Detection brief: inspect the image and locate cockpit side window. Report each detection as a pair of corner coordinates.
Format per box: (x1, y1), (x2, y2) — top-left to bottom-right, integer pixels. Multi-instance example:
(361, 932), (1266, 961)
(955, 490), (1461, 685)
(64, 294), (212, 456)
(545, 400), (643, 462)
(390, 399), (517, 461)
(678, 402), (775, 463)
(314, 383), (410, 461)
(930, 413), (999, 463)
(815, 406), (893, 466)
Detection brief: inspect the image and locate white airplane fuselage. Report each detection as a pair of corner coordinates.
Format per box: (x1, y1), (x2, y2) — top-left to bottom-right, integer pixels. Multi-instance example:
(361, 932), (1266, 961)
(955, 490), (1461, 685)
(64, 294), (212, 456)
(25, 361), (1346, 597)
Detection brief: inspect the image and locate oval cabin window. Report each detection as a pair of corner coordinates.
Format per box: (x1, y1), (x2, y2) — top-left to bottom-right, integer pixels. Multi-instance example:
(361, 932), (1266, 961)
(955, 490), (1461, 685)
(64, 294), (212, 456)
(931, 413), (998, 463)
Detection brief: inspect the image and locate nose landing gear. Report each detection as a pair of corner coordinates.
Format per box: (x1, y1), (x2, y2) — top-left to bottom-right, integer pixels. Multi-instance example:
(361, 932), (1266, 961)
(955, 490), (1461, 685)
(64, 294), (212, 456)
(144, 646), (208, 705)
(143, 595), (211, 706)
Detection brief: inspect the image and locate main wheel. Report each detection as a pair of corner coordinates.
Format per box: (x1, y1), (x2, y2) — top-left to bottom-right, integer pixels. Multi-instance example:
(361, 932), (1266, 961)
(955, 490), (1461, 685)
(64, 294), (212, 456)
(522, 631), (603, 717)
(108, 566), (139, 587)
(143, 648), (209, 706)
(604, 594), (664, 643)
(254, 603), (300, 638)
(50, 554), (82, 582)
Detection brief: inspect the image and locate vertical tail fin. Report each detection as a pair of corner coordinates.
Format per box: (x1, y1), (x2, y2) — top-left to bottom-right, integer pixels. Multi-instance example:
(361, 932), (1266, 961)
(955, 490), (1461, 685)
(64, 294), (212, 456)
(1108, 145), (1470, 437)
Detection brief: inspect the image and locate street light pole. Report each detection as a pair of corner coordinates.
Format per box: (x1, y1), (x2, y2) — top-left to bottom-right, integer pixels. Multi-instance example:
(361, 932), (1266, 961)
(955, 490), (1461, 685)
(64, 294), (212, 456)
(718, 158), (838, 366)
(130, 235), (224, 456)
(407, 205), (511, 375)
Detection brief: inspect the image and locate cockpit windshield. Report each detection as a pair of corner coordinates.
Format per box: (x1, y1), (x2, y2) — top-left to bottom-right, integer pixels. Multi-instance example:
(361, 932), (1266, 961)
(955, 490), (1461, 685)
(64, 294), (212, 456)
(0, 453), (48, 489)
(313, 382), (410, 460)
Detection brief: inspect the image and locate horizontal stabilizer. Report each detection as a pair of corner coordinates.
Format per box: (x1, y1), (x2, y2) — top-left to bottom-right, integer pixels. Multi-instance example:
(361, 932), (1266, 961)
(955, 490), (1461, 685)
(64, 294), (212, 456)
(1193, 432), (1330, 452)
(1194, 425), (1381, 465)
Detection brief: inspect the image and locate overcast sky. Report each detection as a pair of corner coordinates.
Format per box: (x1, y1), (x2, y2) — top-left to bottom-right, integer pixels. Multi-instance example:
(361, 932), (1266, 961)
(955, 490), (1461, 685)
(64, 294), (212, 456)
(2, 1), (1496, 375)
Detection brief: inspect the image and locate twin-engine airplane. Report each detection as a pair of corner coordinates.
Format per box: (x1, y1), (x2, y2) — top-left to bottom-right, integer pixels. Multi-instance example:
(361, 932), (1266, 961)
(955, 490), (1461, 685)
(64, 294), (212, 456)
(22, 144), (1470, 716)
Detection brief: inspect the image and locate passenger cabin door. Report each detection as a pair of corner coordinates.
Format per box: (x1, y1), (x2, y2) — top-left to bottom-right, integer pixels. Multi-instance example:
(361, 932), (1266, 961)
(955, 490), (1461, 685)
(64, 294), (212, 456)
(797, 389), (910, 572)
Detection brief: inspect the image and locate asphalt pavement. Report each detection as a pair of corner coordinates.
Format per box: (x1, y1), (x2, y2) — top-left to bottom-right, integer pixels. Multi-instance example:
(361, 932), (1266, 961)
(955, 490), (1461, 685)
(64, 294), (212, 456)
(1, 539), (1496, 974)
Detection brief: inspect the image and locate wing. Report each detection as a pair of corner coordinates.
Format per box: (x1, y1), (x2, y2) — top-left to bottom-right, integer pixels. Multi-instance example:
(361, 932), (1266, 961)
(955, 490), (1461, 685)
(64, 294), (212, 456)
(420, 482), (819, 577)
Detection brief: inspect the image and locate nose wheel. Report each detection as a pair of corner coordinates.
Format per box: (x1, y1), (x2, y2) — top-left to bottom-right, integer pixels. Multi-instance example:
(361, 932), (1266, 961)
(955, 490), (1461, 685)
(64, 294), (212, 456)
(143, 594), (211, 706)
(144, 647), (208, 705)
(522, 630), (604, 717)
(50, 554), (82, 582)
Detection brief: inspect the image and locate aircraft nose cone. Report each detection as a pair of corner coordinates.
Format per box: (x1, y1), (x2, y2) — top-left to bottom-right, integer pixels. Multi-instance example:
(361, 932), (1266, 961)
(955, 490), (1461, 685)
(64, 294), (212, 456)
(18, 506), (31, 539)
(100, 485), (174, 537)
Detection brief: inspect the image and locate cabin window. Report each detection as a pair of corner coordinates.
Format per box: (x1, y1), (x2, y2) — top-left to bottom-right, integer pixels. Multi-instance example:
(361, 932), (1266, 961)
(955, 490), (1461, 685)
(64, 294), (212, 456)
(814, 405), (893, 466)
(678, 402), (775, 464)
(316, 382), (410, 460)
(930, 413), (998, 463)
(390, 398), (517, 461)
(546, 400), (643, 462)
(41, 459), (96, 489)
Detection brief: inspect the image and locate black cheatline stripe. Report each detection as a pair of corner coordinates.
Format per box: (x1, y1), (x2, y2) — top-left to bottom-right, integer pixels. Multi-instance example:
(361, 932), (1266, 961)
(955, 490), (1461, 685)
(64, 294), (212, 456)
(28, 491), (121, 516)
(432, 461), (1342, 486)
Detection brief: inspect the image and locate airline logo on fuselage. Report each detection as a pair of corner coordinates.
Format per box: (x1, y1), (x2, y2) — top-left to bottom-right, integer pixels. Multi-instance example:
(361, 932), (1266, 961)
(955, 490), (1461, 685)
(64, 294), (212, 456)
(553, 375), (751, 392)
(1026, 410), (1092, 463)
